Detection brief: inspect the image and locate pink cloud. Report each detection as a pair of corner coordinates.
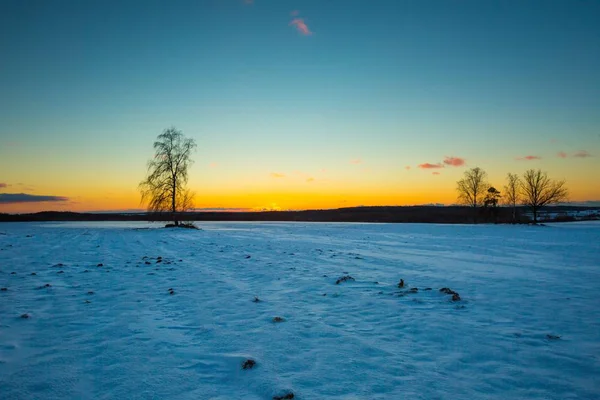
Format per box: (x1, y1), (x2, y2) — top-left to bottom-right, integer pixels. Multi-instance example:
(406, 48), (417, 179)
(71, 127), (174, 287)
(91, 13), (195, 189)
(291, 10), (299, 17)
(557, 151), (567, 158)
(270, 172), (285, 178)
(290, 18), (312, 35)
(209, 162), (218, 168)
(443, 156), (465, 167)
(0, 183), (7, 189)
(516, 155), (541, 161)
(432, 172), (441, 175)
(350, 159), (362, 165)
(418, 162), (444, 169)
(573, 150), (593, 158)
(405, 166), (411, 170)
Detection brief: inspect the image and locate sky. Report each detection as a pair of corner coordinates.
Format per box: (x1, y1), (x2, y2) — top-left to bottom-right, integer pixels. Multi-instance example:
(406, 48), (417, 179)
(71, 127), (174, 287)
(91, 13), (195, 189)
(1, 0), (599, 213)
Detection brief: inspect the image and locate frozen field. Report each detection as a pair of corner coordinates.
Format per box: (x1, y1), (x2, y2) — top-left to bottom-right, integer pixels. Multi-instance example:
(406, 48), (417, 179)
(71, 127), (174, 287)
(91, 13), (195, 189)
(1, 221), (599, 399)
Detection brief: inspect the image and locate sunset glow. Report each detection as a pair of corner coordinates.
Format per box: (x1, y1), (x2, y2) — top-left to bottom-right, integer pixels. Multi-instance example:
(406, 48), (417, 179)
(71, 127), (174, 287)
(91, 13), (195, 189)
(1, 0), (599, 213)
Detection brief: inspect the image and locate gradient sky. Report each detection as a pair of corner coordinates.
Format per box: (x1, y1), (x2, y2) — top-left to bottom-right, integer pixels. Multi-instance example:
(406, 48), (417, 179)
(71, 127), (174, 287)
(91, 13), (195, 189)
(1, 0), (599, 213)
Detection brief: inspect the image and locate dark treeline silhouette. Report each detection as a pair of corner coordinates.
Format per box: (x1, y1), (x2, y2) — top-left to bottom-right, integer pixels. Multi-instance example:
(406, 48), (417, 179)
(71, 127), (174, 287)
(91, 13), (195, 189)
(1, 205), (598, 224)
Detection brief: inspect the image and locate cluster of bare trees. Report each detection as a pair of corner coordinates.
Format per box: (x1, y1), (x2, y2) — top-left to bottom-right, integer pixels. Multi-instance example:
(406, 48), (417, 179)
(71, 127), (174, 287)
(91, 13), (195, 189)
(457, 167), (568, 224)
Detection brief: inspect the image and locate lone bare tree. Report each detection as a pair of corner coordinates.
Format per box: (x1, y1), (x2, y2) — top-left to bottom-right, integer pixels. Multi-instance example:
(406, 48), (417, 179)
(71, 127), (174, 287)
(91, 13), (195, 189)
(503, 173), (521, 223)
(457, 167), (489, 222)
(139, 127), (197, 226)
(521, 169), (568, 224)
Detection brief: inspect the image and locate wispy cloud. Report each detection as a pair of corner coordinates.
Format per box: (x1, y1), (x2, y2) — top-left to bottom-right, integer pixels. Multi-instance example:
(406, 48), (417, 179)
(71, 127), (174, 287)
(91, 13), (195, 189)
(418, 162), (444, 169)
(270, 172), (286, 178)
(209, 162), (219, 168)
(557, 150), (594, 158)
(290, 18), (312, 35)
(0, 183), (7, 189)
(405, 166), (411, 170)
(516, 155), (541, 161)
(290, 10), (299, 17)
(306, 177), (315, 183)
(443, 156), (465, 167)
(432, 172), (441, 175)
(0, 193), (69, 204)
(350, 159), (362, 165)
(573, 150), (593, 158)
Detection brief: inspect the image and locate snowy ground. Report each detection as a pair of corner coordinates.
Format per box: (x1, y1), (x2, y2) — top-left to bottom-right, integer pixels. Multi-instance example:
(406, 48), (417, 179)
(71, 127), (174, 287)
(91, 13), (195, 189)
(1, 221), (599, 399)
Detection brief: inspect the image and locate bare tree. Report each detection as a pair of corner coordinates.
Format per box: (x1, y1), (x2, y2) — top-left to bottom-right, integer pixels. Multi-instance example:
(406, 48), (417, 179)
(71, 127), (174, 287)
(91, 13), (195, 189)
(139, 127), (197, 226)
(457, 167), (489, 222)
(521, 169), (568, 224)
(503, 173), (521, 223)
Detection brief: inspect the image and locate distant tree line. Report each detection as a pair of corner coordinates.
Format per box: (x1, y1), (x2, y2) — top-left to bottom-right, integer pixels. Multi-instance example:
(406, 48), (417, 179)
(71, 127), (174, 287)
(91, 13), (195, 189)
(456, 167), (568, 224)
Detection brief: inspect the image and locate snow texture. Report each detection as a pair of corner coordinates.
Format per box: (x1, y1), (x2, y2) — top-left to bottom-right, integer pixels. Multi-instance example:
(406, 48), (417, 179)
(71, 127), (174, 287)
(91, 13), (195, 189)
(1, 221), (599, 399)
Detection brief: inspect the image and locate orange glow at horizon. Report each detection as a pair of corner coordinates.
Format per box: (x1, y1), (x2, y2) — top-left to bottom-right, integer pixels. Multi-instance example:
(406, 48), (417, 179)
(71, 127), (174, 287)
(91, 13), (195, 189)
(1, 181), (599, 214)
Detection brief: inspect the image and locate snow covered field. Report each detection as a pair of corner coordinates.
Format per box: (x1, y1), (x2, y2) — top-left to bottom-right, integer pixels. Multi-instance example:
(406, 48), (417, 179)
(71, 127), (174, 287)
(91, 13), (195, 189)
(1, 221), (599, 399)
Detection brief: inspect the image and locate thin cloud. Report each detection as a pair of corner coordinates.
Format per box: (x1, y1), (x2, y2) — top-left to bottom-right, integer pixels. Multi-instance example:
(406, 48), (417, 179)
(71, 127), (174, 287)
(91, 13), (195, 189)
(418, 162), (444, 169)
(516, 155), (541, 161)
(350, 159), (362, 165)
(306, 177), (315, 183)
(290, 18), (312, 35)
(209, 162), (218, 168)
(573, 150), (593, 158)
(557, 151), (567, 158)
(0, 183), (7, 189)
(443, 156), (465, 167)
(432, 172), (441, 175)
(290, 10), (299, 17)
(0, 193), (69, 204)
(405, 166), (411, 170)
(270, 172), (286, 178)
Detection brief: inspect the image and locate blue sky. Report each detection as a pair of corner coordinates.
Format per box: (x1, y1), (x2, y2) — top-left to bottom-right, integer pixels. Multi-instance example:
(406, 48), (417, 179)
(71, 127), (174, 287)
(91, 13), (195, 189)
(1, 0), (599, 211)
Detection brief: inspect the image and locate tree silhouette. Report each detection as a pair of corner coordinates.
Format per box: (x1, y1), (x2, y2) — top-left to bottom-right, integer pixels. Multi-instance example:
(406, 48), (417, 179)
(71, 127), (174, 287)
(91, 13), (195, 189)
(139, 127), (197, 226)
(484, 186), (501, 207)
(483, 186), (501, 223)
(521, 169), (568, 224)
(503, 173), (521, 223)
(456, 167), (489, 223)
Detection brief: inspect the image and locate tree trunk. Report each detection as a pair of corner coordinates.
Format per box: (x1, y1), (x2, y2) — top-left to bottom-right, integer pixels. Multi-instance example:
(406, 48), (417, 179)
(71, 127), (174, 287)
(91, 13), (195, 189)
(172, 181), (178, 226)
(512, 203), (516, 223)
(533, 207), (538, 224)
